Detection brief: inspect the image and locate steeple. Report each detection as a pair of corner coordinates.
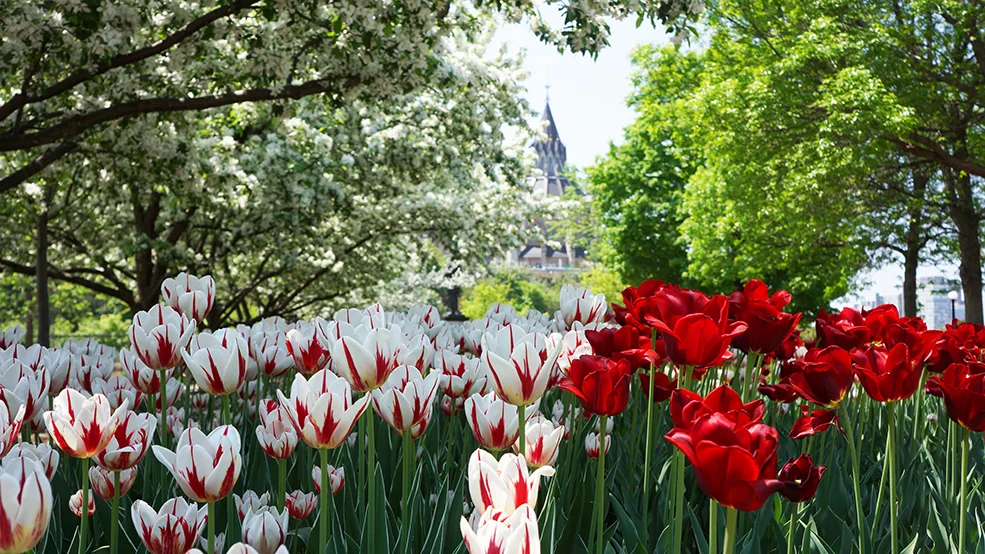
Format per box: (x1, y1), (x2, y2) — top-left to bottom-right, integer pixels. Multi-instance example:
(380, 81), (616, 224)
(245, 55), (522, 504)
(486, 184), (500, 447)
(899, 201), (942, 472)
(533, 101), (567, 181)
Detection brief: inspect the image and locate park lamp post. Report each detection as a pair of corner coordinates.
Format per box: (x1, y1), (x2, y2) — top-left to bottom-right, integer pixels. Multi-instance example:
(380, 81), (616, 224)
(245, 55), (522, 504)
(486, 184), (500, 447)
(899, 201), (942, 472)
(948, 290), (959, 321)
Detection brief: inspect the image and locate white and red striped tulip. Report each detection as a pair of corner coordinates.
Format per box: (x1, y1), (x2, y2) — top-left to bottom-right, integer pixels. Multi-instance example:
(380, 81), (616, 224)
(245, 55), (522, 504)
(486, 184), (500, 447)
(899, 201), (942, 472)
(161, 272), (216, 323)
(557, 284), (607, 330)
(235, 491), (270, 521)
(131, 497), (208, 554)
(408, 305), (443, 338)
(189, 543), (289, 554)
(43, 389), (128, 458)
(7, 442), (60, 479)
(0, 325), (25, 349)
(0, 401), (25, 458)
(96, 410), (156, 471)
(276, 369), (370, 450)
(256, 410), (298, 460)
(150, 377), (184, 411)
(93, 374), (144, 411)
(371, 365), (440, 434)
(0, 456), (52, 553)
(0, 358), (49, 423)
(460, 505), (541, 554)
(152, 425), (242, 503)
(90, 465), (138, 500)
(242, 507), (289, 554)
(121, 347), (170, 395)
(311, 464), (344, 495)
(250, 332), (293, 378)
(513, 420), (564, 468)
(182, 330), (249, 396)
(584, 432), (610, 460)
(285, 322), (332, 375)
(396, 332), (434, 372)
(436, 351), (487, 399)
(480, 327), (562, 406)
(70, 489), (96, 516)
(285, 490), (318, 520)
(467, 449), (555, 516)
(199, 533), (226, 554)
(464, 393), (539, 452)
(442, 395), (465, 416)
(129, 305), (195, 370)
(331, 326), (401, 392)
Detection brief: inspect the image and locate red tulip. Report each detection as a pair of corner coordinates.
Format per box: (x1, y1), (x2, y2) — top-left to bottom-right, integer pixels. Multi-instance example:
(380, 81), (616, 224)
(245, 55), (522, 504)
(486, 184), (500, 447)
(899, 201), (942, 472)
(789, 406), (839, 440)
(777, 454), (825, 503)
(774, 330), (805, 361)
(853, 343), (920, 402)
(926, 322), (983, 374)
(815, 308), (870, 350)
(639, 371), (676, 403)
(617, 280), (668, 330)
(926, 363), (985, 431)
(728, 280), (801, 354)
(783, 346), (854, 408)
(646, 295), (746, 369)
(670, 385), (764, 430)
(757, 380), (799, 404)
(558, 355), (633, 416)
(585, 326), (660, 370)
(665, 412), (783, 511)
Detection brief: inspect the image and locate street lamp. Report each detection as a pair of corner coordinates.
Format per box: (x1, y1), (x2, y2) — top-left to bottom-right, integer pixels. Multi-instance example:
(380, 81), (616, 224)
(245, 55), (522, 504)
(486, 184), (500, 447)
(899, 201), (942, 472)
(948, 290), (959, 321)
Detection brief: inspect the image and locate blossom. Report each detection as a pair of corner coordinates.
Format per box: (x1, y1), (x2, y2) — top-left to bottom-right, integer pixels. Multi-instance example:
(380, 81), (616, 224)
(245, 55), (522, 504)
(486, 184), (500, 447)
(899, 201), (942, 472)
(584, 432), (610, 460)
(435, 350), (486, 398)
(255, 409), (299, 459)
(558, 284), (607, 329)
(926, 363), (985, 431)
(0, 401), (25, 458)
(852, 343), (921, 402)
(182, 329), (249, 396)
(89, 465), (138, 500)
(0, 456), (52, 553)
(129, 305), (195, 370)
(152, 426), (242, 503)
(131, 498), (208, 554)
(161, 272), (216, 323)
(727, 280), (801, 354)
(513, 419), (563, 468)
(460, 505), (541, 554)
(96, 410), (156, 470)
(467, 449), (555, 516)
(6, 442), (60, 480)
(465, 393), (537, 452)
(480, 326), (562, 406)
(331, 326), (401, 392)
(242, 507), (289, 554)
(43, 389), (128, 458)
(285, 491), (317, 520)
(235, 491), (270, 521)
(371, 365), (440, 433)
(777, 454), (826, 503)
(70, 489), (96, 517)
(276, 369), (370, 449)
(558, 355), (633, 416)
(311, 464), (344, 495)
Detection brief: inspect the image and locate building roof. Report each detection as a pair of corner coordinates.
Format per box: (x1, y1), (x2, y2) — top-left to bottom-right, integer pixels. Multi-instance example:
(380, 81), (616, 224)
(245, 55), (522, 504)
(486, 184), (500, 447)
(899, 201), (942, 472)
(531, 102), (574, 196)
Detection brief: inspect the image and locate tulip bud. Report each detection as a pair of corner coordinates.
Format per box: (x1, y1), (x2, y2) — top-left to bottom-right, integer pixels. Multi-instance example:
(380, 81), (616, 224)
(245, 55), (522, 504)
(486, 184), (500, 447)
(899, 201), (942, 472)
(235, 491), (271, 521)
(312, 464), (344, 495)
(242, 507), (289, 554)
(584, 432), (610, 460)
(285, 490), (318, 520)
(199, 532), (226, 554)
(89, 466), (138, 500)
(70, 489), (95, 517)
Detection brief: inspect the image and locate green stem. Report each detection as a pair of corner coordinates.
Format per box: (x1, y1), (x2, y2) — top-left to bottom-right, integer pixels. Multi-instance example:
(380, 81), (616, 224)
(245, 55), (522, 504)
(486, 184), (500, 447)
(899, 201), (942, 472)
(402, 428), (413, 552)
(709, 500), (719, 554)
(839, 404), (866, 554)
(358, 410), (366, 512)
(672, 367), (691, 554)
(320, 448), (330, 554)
(959, 427), (970, 554)
(518, 404), (526, 458)
(208, 501), (216, 554)
(111, 470), (120, 554)
(887, 402), (898, 554)
(642, 332), (657, 551)
(786, 503), (799, 554)
(368, 410), (377, 554)
(222, 394), (231, 427)
(723, 507), (738, 554)
(595, 414), (608, 554)
(278, 458), (287, 511)
(79, 457), (89, 554)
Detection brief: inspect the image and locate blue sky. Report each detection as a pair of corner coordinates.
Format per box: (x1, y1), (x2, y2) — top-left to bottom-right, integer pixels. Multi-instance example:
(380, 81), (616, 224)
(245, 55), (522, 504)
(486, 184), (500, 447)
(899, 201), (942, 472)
(492, 19), (958, 303)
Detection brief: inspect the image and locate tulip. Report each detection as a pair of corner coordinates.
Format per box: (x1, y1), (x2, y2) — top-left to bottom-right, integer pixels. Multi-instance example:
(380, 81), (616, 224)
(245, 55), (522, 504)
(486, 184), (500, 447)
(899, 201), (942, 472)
(7, 442), (60, 480)
(256, 411), (298, 510)
(331, 326), (402, 392)
(235, 491), (271, 521)
(200, 533), (226, 554)
(182, 330), (250, 399)
(0, 358), (49, 425)
(670, 385), (765, 430)
(285, 490), (318, 520)
(0, 401), (25, 458)
(121, 347), (169, 395)
(89, 465), (138, 500)
(514, 420), (563, 468)
(616, 279), (668, 332)
(639, 371), (676, 403)
(0, 456), (52, 554)
(559, 284), (607, 329)
(782, 346), (855, 408)
(0, 324), (25, 349)
(727, 280), (801, 355)
(161, 272), (216, 323)
(70, 489), (96, 516)
(441, 395), (465, 416)
(129, 305), (195, 371)
(777, 454), (825, 503)
(584, 431), (610, 460)
(927, 363), (985, 431)
(96, 410), (157, 470)
(311, 464), (345, 495)
(188, 544), (289, 554)
(480, 326), (562, 408)
(465, 393), (539, 452)
(131, 498), (208, 554)
(558, 355), (633, 416)
(44, 389), (128, 458)
(242, 507), (289, 554)
(435, 350), (487, 398)
(153, 425), (242, 503)
(93, 374), (145, 411)
(789, 406), (839, 440)
(645, 295), (746, 370)
(852, 343), (921, 403)
(460, 504), (541, 554)
(814, 307), (870, 350)
(584, 326), (657, 371)
(467, 449), (555, 516)
(371, 365), (440, 433)
(285, 323), (332, 375)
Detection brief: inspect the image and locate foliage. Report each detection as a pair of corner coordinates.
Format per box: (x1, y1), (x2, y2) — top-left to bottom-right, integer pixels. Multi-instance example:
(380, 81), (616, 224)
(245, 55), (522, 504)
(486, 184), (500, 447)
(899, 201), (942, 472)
(460, 265), (561, 319)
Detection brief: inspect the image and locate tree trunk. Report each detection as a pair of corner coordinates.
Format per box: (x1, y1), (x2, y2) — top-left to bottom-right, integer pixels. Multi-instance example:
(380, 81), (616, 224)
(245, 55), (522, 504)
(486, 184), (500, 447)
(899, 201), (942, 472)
(902, 249), (919, 317)
(36, 206), (50, 346)
(901, 166), (929, 317)
(945, 170), (983, 323)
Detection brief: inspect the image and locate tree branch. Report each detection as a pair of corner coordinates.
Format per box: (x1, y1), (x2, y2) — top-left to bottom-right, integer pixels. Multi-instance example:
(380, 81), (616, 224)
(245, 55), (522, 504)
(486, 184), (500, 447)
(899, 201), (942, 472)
(0, 142), (77, 194)
(0, 258), (135, 306)
(892, 136), (985, 179)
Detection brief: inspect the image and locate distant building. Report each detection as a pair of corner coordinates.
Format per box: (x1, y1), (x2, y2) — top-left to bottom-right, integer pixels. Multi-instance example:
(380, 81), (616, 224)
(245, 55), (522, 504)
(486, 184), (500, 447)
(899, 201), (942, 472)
(916, 276), (963, 329)
(507, 102), (587, 274)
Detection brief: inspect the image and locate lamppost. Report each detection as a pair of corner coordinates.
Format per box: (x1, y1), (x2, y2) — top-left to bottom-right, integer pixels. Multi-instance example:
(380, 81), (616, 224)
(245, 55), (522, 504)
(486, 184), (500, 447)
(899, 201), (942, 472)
(948, 290), (959, 322)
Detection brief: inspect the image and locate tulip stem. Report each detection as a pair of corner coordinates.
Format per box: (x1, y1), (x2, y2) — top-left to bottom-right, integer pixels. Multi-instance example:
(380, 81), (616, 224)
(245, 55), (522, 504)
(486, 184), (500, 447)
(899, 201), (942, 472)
(723, 507), (738, 554)
(320, 448), (330, 553)
(595, 414), (608, 554)
(208, 501), (216, 554)
(222, 394), (231, 426)
(111, 470), (120, 554)
(672, 368), (691, 554)
(839, 404), (865, 554)
(642, 333), (657, 551)
(159, 368), (168, 448)
(887, 402), (898, 554)
(518, 404), (526, 458)
(368, 410), (377, 554)
(79, 456), (89, 554)
(402, 428), (413, 552)
(278, 458), (287, 511)
(709, 499), (718, 554)
(959, 427), (970, 554)
(786, 502), (799, 554)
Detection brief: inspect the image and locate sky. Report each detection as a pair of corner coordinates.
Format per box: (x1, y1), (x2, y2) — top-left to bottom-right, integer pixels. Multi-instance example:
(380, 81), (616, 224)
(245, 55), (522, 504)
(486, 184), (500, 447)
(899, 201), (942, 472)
(491, 19), (959, 304)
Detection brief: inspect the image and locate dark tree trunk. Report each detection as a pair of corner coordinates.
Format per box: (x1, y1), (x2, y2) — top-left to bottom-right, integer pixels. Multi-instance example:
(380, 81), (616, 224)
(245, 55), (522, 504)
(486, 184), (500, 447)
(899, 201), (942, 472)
(35, 206), (50, 346)
(946, 170), (983, 323)
(24, 284), (34, 344)
(901, 167), (930, 317)
(902, 249), (919, 317)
